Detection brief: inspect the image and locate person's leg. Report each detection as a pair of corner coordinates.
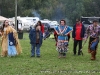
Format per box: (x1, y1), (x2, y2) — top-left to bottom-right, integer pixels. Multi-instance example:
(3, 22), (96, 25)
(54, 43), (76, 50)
(57, 41), (62, 58)
(67, 35), (70, 50)
(68, 35), (70, 42)
(58, 52), (62, 58)
(8, 46), (12, 57)
(36, 44), (41, 57)
(78, 40), (82, 55)
(90, 39), (99, 60)
(88, 37), (95, 53)
(10, 46), (17, 56)
(90, 39), (99, 50)
(31, 44), (35, 57)
(88, 38), (92, 53)
(62, 41), (68, 57)
(62, 53), (66, 58)
(91, 50), (96, 60)
(73, 39), (78, 55)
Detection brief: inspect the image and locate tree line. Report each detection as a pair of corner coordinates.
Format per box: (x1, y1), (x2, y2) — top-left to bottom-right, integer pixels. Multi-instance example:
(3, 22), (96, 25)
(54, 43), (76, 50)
(0, 0), (100, 24)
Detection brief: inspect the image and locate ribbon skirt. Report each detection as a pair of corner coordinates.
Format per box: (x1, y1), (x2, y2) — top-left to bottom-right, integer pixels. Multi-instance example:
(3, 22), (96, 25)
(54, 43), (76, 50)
(57, 40), (68, 53)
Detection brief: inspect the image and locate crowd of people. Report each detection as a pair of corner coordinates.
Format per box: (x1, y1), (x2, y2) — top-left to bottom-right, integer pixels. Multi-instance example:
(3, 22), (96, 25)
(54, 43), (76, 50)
(0, 19), (100, 61)
(54, 19), (100, 60)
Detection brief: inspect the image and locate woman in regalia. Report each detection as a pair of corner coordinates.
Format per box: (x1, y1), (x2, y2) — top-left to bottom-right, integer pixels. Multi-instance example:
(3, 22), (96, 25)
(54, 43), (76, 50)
(0, 20), (22, 57)
(54, 20), (72, 58)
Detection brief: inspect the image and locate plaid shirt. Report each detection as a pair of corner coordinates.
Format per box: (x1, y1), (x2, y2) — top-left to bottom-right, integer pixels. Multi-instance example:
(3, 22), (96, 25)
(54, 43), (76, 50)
(85, 24), (100, 38)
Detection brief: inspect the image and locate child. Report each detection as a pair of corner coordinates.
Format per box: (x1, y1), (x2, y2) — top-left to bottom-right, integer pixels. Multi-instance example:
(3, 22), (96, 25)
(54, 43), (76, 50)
(29, 25), (43, 57)
(8, 32), (17, 57)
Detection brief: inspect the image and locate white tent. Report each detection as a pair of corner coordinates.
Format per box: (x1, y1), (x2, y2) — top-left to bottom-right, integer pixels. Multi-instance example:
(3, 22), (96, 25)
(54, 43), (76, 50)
(0, 16), (11, 21)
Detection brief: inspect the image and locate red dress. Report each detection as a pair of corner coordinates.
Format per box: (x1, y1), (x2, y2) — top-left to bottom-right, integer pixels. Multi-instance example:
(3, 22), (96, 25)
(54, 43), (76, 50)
(40, 24), (44, 34)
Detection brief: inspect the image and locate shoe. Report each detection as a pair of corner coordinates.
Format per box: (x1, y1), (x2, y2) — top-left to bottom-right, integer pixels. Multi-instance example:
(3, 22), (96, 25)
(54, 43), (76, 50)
(58, 53), (62, 58)
(73, 53), (76, 56)
(78, 52), (81, 55)
(31, 55), (35, 57)
(62, 53), (66, 58)
(36, 56), (40, 58)
(62, 56), (66, 58)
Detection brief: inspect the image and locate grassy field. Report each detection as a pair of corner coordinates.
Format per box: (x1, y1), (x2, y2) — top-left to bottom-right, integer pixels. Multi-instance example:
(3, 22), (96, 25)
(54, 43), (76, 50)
(0, 33), (100, 75)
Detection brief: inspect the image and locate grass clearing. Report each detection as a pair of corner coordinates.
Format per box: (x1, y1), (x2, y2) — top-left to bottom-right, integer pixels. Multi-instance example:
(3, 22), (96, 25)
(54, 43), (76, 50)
(0, 33), (100, 75)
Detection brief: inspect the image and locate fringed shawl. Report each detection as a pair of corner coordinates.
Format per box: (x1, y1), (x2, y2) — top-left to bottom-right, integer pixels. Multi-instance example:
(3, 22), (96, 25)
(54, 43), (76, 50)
(1, 26), (22, 56)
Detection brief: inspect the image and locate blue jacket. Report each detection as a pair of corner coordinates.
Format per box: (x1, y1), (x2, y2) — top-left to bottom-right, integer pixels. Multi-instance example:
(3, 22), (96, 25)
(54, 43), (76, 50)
(29, 29), (43, 45)
(72, 24), (85, 38)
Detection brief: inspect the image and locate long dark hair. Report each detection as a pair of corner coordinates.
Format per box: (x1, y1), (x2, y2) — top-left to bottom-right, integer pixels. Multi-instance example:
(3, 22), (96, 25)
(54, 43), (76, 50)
(2, 20), (9, 31)
(34, 21), (42, 29)
(37, 21), (42, 26)
(0, 26), (3, 32)
(2, 20), (6, 31)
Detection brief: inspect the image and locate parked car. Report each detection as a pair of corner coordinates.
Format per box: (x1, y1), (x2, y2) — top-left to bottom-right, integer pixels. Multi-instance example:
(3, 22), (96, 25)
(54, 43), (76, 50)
(81, 16), (100, 29)
(42, 23), (50, 31)
(49, 21), (59, 30)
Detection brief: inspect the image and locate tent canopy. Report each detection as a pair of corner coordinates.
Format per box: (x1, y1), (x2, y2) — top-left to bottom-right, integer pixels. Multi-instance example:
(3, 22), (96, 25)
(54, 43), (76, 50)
(0, 16), (11, 21)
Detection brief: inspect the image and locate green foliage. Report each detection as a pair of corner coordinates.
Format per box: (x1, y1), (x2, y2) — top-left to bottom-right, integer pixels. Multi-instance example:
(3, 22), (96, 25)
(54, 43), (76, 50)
(21, 9), (33, 17)
(0, 0), (100, 24)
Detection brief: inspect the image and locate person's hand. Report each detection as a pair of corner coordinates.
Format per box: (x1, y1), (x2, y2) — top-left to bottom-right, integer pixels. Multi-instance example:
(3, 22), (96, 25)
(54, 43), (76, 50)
(72, 38), (74, 40)
(82, 38), (85, 40)
(83, 37), (87, 41)
(93, 39), (97, 42)
(57, 33), (60, 35)
(43, 33), (45, 37)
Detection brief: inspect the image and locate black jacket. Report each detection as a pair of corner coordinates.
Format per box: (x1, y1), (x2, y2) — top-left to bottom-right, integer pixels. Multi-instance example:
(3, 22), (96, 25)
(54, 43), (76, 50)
(72, 24), (85, 38)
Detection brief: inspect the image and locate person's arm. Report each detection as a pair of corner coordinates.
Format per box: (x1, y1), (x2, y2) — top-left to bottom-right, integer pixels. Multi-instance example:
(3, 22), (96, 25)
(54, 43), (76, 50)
(65, 26), (73, 36)
(83, 25), (85, 36)
(72, 25), (75, 38)
(0, 31), (2, 36)
(54, 27), (59, 35)
(29, 29), (34, 42)
(54, 31), (58, 42)
(65, 30), (73, 36)
(98, 26), (100, 36)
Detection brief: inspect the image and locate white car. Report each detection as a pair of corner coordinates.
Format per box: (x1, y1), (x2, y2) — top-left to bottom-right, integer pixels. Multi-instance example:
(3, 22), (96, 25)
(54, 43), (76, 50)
(49, 21), (59, 29)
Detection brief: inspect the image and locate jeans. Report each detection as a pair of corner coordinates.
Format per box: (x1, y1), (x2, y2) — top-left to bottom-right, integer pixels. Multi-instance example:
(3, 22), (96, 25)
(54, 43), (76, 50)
(90, 39), (99, 50)
(89, 37), (99, 50)
(8, 39), (17, 56)
(31, 44), (41, 56)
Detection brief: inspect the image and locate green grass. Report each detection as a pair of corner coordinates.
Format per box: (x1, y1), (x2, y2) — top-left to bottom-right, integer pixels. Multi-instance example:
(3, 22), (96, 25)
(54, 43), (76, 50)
(0, 33), (100, 75)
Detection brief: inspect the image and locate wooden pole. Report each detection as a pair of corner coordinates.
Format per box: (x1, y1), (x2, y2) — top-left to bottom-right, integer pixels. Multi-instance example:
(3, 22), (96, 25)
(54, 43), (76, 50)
(15, 0), (17, 31)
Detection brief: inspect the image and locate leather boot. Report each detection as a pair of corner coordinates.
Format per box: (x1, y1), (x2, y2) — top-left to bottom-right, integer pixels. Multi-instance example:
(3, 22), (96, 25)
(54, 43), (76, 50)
(91, 51), (95, 60)
(88, 49), (92, 53)
(94, 51), (96, 60)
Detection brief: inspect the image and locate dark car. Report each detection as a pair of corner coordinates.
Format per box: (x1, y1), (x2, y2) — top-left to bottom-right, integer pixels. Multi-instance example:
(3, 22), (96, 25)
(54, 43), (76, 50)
(42, 23), (50, 31)
(42, 23), (51, 39)
(81, 16), (100, 29)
